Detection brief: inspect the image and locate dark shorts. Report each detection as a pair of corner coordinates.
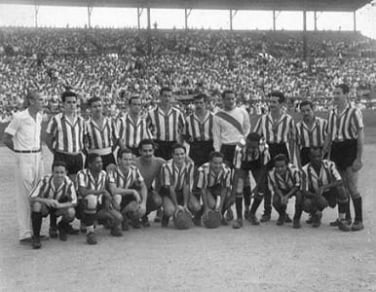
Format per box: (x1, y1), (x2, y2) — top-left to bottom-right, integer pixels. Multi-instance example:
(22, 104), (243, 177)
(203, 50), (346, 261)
(54, 152), (84, 176)
(220, 144), (237, 168)
(85, 152), (116, 170)
(160, 187), (185, 205)
(154, 140), (176, 160)
(189, 140), (214, 167)
(331, 140), (357, 171)
(267, 143), (289, 170)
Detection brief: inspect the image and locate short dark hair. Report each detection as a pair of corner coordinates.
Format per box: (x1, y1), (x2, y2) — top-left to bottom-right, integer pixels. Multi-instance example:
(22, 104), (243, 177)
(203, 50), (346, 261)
(309, 146), (323, 156)
(274, 154), (289, 165)
(209, 151), (224, 161)
(52, 160), (67, 171)
(160, 87), (172, 96)
(61, 91), (77, 103)
(299, 100), (314, 110)
(87, 153), (101, 165)
(117, 148), (133, 160)
(335, 84), (349, 95)
(193, 93), (207, 102)
(129, 95), (141, 105)
(269, 91), (285, 104)
(171, 143), (186, 154)
(222, 90), (234, 99)
(24, 90), (39, 108)
(246, 132), (262, 143)
(88, 97), (101, 106)
(138, 139), (156, 150)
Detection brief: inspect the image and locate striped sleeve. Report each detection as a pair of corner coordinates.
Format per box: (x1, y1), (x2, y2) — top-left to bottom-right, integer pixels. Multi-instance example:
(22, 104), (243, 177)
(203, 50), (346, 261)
(187, 161), (195, 191)
(107, 170), (116, 185)
(267, 171), (275, 194)
(67, 181), (78, 205)
(46, 116), (57, 136)
(301, 167), (309, 192)
(30, 177), (47, 198)
(352, 108), (364, 130)
(292, 166), (301, 187)
(77, 170), (87, 188)
(223, 168), (232, 188)
(196, 167), (206, 189)
(253, 116), (262, 135)
(328, 161), (342, 181)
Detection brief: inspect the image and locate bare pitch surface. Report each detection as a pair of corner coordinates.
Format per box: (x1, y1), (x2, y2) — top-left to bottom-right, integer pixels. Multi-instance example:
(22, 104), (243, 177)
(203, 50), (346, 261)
(0, 146), (375, 292)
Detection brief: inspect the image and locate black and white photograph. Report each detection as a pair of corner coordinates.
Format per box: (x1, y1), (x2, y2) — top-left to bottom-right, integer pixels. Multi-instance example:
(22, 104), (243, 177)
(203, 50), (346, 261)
(0, 0), (375, 291)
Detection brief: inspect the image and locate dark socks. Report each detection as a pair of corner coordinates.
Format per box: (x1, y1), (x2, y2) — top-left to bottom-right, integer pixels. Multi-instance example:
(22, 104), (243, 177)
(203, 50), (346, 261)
(50, 213), (57, 228)
(235, 195), (243, 220)
(250, 196), (262, 215)
(353, 197), (363, 222)
(243, 186), (251, 209)
(32, 212), (43, 238)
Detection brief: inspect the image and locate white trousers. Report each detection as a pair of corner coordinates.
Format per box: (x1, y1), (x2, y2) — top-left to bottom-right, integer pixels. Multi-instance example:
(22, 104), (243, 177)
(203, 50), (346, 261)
(14, 152), (43, 240)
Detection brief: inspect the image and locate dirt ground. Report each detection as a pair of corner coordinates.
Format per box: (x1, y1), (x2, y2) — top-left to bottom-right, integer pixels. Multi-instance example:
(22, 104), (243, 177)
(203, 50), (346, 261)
(0, 145), (375, 292)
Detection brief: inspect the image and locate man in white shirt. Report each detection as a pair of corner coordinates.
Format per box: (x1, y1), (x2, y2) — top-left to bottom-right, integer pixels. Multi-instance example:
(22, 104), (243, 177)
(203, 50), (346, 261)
(3, 91), (44, 243)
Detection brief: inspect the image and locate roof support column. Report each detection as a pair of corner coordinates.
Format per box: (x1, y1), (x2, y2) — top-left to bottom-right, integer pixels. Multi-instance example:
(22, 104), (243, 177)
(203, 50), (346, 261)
(272, 10), (280, 31)
(353, 10), (357, 32)
(137, 8), (144, 30)
(229, 9), (237, 31)
(87, 6), (93, 28)
(303, 9), (307, 60)
(34, 3), (39, 28)
(185, 8), (192, 31)
(314, 11), (317, 31)
(147, 7), (151, 55)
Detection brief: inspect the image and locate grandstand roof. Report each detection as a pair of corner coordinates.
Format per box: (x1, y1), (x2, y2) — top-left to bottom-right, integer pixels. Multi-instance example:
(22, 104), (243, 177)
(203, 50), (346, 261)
(0, 0), (372, 11)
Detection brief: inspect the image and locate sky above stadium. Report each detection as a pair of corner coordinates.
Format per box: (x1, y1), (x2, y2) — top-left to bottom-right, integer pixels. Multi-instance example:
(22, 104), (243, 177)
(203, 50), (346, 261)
(0, 4), (375, 39)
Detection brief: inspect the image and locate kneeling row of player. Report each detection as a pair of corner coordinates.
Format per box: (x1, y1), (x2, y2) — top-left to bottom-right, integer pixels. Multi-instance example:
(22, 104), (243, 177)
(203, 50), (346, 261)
(29, 136), (350, 249)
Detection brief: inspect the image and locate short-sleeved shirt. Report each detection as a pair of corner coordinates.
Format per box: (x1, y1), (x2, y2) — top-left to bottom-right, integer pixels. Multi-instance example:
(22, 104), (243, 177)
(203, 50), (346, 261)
(46, 113), (85, 153)
(184, 112), (214, 142)
(161, 159), (194, 191)
(296, 117), (328, 148)
(107, 166), (144, 189)
(301, 160), (342, 193)
(77, 169), (107, 192)
(254, 113), (295, 144)
(196, 162), (232, 189)
(327, 106), (364, 142)
(30, 175), (77, 205)
(117, 113), (152, 149)
(4, 109), (42, 151)
(268, 163), (301, 193)
(85, 117), (118, 151)
(233, 141), (270, 170)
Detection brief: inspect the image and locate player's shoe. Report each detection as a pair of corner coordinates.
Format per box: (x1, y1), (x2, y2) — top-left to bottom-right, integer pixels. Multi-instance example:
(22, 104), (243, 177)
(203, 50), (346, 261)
(49, 227), (58, 239)
(161, 215), (169, 228)
(260, 214), (271, 223)
(337, 219), (351, 232)
(293, 218), (301, 229)
(154, 209), (162, 223)
(110, 226), (123, 237)
(193, 216), (202, 227)
(232, 219), (243, 229)
(312, 212), (322, 228)
(244, 209), (250, 220)
(86, 232), (97, 245)
(249, 214), (260, 226)
(32, 236), (41, 249)
(276, 214), (285, 226)
(132, 219), (142, 229)
(225, 209), (234, 221)
(65, 223), (79, 235)
(58, 222), (68, 241)
(306, 215), (313, 224)
(142, 216), (151, 227)
(351, 221), (364, 231)
(122, 218), (129, 231)
(284, 214), (292, 223)
(330, 218), (352, 226)
(221, 217), (228, 226)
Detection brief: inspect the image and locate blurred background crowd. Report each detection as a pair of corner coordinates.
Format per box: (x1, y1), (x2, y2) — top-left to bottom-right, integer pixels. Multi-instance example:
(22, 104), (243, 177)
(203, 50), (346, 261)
(1, 28), (376, 122)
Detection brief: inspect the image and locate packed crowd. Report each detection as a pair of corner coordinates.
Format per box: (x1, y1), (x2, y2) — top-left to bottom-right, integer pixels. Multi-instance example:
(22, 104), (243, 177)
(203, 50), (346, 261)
(1, 28), (376, 122)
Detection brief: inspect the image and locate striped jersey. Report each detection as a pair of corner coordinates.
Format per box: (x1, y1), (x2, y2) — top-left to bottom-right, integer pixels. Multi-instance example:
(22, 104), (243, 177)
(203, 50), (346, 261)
(233, 140), (271, 169)
(146, 106), (185, 142)
(161, 159), (194, 191)
(301, 160), (342, 193)
(85, 117), (118, 150)
(117, 113), (152, 149)
(327, 106), (364, 142)
(296, 117), (328, 148)
(30, 175), (77, 205)
(268, 163), (301, 193)
(107, 165), (144, 189)
(46, 113), (85, 153)
(196, 162), (232, 189)
(77, 169), (107, 192)
(185, 112), (214, 142)
(254, 113), (295, 144)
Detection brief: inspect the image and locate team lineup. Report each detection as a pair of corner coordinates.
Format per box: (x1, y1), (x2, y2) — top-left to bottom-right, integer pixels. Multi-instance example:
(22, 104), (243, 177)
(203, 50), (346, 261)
(2, 84), (364, 249)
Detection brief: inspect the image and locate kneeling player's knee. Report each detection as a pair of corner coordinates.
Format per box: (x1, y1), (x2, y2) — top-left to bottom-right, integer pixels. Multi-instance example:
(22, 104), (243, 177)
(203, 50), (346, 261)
(110, 210), (123, 225)
(64, 208), (76, 221)
(84, 195), (98, 213)
(152, 192), (162, 210)
(303, 199), (313, 213)
(32, 202), (43, 212)
(163, 204), (175, 218)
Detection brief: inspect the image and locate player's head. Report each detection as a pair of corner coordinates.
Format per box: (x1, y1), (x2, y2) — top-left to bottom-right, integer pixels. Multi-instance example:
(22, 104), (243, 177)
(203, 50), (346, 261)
(87, 153), (103, 172)
(222, 90), (236, 110)
(88, 96), (102, 116)
(193, 93), (207, 112)
(209, 151), (224, 173)
(61, 91), (78, 114)
(159, 87), (172, 105)
(300, 100), (314, 121)
(52, 161), (67, 182)
(207, 95), (217, 110)
(309, 147), (323, 166)
(274, 154), (289, 175)
(129, 96), (142, 115)
(245, 132), (262, 153)
(269, 91), (285, 113)
(171, 143), (186, 165)
(25, 90), (44, 112)
(138, 139), (156, 160)
(117, 148), (134, 170)
(333, 84), (349, 107)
